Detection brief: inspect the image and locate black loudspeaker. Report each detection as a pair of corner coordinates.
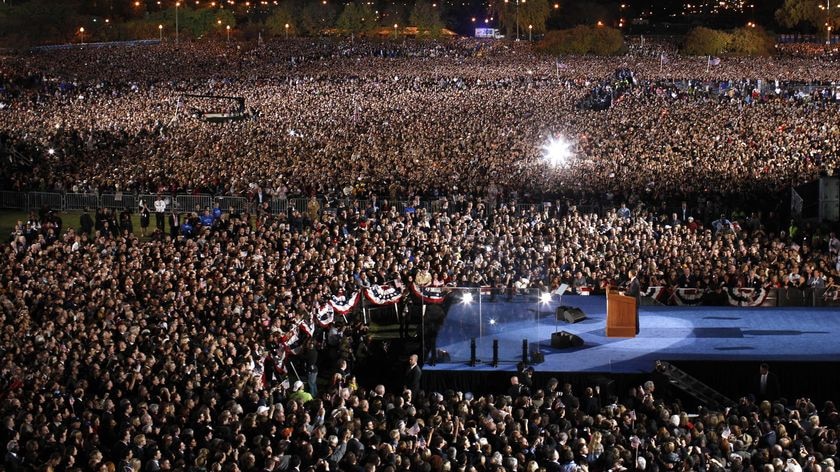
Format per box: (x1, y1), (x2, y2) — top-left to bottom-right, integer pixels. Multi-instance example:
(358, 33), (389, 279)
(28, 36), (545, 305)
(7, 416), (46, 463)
(436, 349), (451, 363)
(529, 342), (544, 364)
(556, 306), (587, 323)
(551, 331), (584, 348)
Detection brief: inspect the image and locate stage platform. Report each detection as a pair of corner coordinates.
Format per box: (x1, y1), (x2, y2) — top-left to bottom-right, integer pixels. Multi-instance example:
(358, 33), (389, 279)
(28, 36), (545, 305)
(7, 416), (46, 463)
(429, 295), (840, 374)
(416, 295), (840, 402)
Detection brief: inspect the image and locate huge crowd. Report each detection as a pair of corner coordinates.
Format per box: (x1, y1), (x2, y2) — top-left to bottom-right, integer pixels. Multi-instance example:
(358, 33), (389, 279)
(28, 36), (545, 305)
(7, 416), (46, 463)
(1, 38), (840, 472)
(0, 39), (838, 202)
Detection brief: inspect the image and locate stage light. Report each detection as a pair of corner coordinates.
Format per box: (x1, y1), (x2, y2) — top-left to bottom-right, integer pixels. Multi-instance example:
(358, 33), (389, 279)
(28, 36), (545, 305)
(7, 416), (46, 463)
(47, 148), (55, 155)
(542, 135), (574, 167)
(462, 291), (473, 304)
(540, 292), (552, 304)
(489, 318), (496, 325)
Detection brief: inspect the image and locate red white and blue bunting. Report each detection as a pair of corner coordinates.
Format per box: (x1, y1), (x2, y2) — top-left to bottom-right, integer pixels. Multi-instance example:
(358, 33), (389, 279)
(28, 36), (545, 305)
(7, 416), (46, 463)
(298, 318), (315, 337)
(315, 303), (335, 328)
(410, 283), (447, 304)
(364, 284), (403, 306)
(726, 287), (768, 307)
(643, 286), (666, 303)
(643, 286), (772, 307)
(279, 324), (299, 352)
(671, 288), (704, 306)
(329, 291), (360, 314)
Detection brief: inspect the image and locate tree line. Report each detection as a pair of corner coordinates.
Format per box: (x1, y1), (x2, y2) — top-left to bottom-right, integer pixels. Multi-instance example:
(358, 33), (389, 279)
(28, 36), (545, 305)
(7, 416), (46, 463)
(0, 0), (832, 55)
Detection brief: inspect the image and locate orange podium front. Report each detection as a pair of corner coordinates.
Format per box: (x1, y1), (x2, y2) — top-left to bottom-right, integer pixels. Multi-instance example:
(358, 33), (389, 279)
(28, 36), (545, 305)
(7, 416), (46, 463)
(606, 288), (638, 338)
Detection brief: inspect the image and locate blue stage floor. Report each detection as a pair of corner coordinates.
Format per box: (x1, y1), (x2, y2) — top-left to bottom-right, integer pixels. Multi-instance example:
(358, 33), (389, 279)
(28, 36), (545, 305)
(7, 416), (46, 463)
(426, 295), (840, 374)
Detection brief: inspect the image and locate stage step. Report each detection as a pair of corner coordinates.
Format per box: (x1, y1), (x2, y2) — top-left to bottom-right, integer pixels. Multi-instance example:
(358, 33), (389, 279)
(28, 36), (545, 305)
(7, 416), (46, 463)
(656, 361), (736, 411)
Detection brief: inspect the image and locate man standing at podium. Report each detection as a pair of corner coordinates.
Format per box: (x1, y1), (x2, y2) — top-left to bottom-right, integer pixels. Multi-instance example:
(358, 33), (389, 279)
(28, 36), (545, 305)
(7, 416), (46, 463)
(624, 270), (641, 334)
(607, 270), (642, 338)
(625, 270), (641, 302)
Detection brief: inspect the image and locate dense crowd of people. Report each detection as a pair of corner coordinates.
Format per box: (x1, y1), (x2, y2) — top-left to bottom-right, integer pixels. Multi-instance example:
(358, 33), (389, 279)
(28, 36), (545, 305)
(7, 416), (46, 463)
(3, 187), (840, 471)
(0, 39), (838, 204)
(1, 38), (840, 472)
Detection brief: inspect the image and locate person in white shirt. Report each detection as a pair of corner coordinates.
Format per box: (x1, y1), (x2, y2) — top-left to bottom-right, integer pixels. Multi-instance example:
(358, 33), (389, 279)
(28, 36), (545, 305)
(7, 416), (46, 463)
(829, 232), (840, 256)
(154, 196), (167, 231)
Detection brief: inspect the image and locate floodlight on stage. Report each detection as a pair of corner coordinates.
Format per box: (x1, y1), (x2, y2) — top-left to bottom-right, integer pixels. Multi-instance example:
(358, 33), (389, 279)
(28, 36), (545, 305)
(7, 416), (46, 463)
(542, 135), (574, 167)
(462, 291), (473, 304)
(540, 292), (552, 304)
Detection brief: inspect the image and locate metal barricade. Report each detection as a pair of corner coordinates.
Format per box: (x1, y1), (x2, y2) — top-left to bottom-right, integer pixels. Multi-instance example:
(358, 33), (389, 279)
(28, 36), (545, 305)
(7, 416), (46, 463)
(64, 193), (100, 211)
(28, 192), (63, 212)
(289, 198), (308, 214)
(270, 198), (289, 215)
(215, 196), (248, 214)
(332, 198), (351, 210)
(0, 191), (29, 210)
(394, 201), (411, 213)
(101, 193), (137, 210)
(429, 199), (447, 213)
(175, 194), (212, 214)
(136, 194), (157, 211)
(776, 287), (807, 307)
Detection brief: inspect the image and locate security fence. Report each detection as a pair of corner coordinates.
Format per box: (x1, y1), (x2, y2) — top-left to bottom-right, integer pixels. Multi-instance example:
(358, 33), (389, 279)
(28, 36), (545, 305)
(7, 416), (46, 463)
(0, 190), (573, 218)
(0, 190), (613, 220)
(101, 193), (137, 210)
(65, 193), (99, 211)
(175, 195), (213, 213)
(215, 196), (249, 214)
(0, 191), (28, 211)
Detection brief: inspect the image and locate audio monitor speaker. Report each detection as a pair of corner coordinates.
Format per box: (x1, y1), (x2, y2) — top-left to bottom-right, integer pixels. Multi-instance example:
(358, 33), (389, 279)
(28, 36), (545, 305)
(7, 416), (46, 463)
(551, 331), (584, 348)
(556, 306), (587, 323)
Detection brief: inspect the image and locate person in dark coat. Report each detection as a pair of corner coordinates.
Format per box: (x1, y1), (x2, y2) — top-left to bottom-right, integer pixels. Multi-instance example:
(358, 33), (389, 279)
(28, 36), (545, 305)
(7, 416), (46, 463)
(757, 363), (780, 402)
(139, 201), (151, 236)
(80, 209), (94, 235)
(624, 269), (641, 334)
(404, 354), (421, 395)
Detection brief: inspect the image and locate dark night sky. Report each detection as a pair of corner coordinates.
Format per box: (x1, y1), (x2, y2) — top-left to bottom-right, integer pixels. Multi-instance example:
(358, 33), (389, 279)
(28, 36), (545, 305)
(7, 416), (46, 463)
(451, 0), (787, 34)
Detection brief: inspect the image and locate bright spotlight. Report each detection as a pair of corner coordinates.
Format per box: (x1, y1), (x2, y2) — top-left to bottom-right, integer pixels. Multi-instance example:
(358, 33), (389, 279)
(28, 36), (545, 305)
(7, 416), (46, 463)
(489, 318), (496, 325)
(47, 148), (55, 155)
(462, 292), (474, 304)
(542, 136), (574, 167)
(540, 292), (552, 304)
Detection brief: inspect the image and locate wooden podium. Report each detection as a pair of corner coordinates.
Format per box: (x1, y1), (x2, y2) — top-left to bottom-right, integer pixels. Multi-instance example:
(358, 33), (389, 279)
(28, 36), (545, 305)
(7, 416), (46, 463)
(606, 287), (639, 338)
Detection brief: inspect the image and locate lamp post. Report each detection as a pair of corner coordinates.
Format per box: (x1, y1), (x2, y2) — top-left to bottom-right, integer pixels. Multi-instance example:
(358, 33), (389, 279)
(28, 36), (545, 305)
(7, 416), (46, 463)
(79, 27), (85, 45)
(820, 1), (837, 45)
(175, 1), (180, 46)
(528, 24), (532, 41)
(226, 24), (230, 42)
(393, 23), (398, 39)
(284, 23), (289, 39)
(159, 24), (163, 41)
(516, 0), (519, 40)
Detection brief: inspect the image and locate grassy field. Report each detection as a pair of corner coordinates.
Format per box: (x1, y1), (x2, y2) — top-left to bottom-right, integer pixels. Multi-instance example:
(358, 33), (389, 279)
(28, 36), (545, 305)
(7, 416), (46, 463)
(1, 210), (157, 240)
